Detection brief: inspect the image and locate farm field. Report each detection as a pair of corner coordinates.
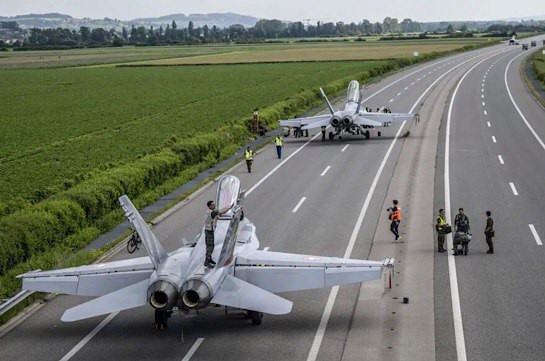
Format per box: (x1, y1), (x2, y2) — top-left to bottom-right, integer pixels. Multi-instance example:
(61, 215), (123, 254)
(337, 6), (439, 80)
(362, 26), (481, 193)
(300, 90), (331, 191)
(0, 37), (489, 69)
(0, 60), (386, 203)
(532, 48), (545, 90)
(133, 39), (487, 65)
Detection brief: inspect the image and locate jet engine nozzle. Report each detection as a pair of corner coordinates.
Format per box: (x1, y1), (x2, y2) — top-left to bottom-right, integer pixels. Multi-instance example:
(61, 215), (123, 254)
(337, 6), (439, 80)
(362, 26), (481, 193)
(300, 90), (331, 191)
(180, 278), (212, 310)
(148, 280), (178, 310)
(331, 117), (341, 126)
(342, 117), (353, 126)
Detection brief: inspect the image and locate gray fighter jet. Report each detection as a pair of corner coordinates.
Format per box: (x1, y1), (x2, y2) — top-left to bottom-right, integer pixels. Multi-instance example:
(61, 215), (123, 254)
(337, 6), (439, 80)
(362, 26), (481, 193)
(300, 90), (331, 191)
(18, 175), (394, 327)
(279, 80), (414, 140)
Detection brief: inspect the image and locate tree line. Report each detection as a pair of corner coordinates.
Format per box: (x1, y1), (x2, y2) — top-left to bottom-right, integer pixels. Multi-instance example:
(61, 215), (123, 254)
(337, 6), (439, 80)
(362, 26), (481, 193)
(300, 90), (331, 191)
(4, 17), (545, 50)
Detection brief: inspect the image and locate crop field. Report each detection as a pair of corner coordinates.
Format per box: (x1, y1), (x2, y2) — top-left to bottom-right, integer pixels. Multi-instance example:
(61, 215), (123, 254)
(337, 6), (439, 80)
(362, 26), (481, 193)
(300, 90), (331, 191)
(0, 37), (489, 69)
(133, 39), (487, 65)
(0, 60), (386, 203)
(532, 48), (545, 90)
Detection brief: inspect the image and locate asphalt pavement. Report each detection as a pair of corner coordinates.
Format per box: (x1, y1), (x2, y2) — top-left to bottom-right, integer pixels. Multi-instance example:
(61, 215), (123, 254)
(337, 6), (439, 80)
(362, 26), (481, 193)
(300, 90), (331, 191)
(1, 41), (541, 361)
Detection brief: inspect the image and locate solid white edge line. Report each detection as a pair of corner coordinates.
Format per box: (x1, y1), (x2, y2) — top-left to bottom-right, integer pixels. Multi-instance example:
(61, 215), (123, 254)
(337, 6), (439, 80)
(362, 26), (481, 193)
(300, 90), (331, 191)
(498, 155), (504, 164)
(492, 136), (497, 143)
(505, 51), (545, 151)
(59, 312), (119, 361)
(307, 47), (508, 361)
(509, 182), (518, 195)
(529, 224), (543, 246)
(341, 144), (349, 152)
(445, 51), (502, 361)
(292, 197), (307, 213)
(181, 338), (205, 361)
(320, 165), (331, 176)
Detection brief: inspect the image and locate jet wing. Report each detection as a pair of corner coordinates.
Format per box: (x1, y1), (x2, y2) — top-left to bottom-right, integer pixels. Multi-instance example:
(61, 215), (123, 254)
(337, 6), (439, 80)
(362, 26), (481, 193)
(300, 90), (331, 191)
(278, 114), (331, 128)
(234, 250), (393, 293)
(17, 257), (154, 297)
(356, 112), (415, 126)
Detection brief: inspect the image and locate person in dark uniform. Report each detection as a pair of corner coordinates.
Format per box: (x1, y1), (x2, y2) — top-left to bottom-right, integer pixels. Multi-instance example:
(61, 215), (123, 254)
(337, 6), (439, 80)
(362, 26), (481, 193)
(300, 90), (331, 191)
(436, 209), (447, 253)
(485, 210), (494, 254)
(387, 200), (402, 241)
(453, 208), (469, 253)
(321, 126), (327, 141)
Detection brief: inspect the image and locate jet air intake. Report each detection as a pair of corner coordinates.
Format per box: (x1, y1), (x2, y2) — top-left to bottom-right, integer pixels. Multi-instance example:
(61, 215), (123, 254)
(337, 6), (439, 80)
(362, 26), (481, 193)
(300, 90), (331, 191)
(180, 278), (212, 310)
(148, 280), (178, 310)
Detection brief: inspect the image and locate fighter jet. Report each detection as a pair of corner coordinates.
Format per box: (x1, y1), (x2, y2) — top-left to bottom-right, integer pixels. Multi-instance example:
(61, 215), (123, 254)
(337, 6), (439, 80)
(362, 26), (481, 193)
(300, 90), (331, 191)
(279, 80), (414, 140)
(505, 35), (520, 45)
(18, 175), (394, 327)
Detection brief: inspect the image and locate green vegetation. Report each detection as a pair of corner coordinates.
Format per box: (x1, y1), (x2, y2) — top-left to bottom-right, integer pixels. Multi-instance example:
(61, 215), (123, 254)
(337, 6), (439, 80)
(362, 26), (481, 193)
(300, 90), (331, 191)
(531, 48), (545, 90)
(0, 39), (496, 302)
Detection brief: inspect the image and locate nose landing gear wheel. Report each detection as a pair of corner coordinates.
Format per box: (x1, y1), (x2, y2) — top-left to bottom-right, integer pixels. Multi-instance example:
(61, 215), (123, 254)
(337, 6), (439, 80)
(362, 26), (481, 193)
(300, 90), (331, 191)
(248, 310), (263, 325)
(378, 131), (382, 137)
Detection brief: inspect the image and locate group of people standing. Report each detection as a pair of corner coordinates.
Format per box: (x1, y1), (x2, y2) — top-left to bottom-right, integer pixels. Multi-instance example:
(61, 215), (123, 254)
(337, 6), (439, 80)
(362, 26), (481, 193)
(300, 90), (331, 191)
(436, 208), (495, 255)
(244, 134), (284, 173)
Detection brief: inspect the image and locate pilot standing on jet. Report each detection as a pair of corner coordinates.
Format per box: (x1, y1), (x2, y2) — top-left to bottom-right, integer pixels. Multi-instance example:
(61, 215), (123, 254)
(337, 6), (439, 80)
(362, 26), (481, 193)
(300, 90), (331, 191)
(204, 200), (226, 268)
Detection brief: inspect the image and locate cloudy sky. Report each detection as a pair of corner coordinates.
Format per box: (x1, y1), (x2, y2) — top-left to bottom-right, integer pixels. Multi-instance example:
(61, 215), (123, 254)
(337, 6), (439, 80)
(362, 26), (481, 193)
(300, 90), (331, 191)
(0, 0), (542, 22)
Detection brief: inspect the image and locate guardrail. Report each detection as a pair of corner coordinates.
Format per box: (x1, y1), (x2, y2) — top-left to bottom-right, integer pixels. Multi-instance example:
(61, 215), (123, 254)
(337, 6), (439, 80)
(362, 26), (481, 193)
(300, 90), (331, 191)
(0, 290), (35, 317)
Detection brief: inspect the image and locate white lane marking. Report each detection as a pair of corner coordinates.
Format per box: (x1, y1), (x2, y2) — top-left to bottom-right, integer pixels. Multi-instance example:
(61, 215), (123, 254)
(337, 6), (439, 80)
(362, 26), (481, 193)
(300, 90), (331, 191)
(482, 94), (484, 98)
(481, 88), (484, 92)
(487, 121), (491, 127)
(405, 86), (409, 90)
(411, 81), (415, 85)
(341, 144), (350, 152)
(307, 48), (509, 361)
(505, 51), (545, 151)
(445, 51), (502, 361)
(291, 197), (307, 213)
(306, 120), (407, 361)
(389, 98), (394, 103)
(59, 312), (119, 361)
(498, 155), (505, 164)
(263, 247), (270, 252)
(484, 75), (487, 78)
(509, 182), (518, 195)
(484, 110), (487, 115)
(320, 165), (331, 176)
(181, 338), (205, 361)
(492, 136), (497, 143)
(529, 225), (543, 245)
(397, 92), (402, 96)
(482, 102), (485, 106)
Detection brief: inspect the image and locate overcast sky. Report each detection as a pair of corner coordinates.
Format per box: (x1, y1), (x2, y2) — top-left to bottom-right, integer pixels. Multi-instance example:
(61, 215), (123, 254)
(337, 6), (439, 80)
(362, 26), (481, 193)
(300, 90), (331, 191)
(0, 0), (542, 23)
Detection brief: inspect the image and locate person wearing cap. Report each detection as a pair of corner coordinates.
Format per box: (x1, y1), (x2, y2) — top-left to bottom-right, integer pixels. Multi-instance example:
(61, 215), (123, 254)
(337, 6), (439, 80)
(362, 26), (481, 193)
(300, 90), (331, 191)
(203, 200), (228, 268)
(387, 200), (402, 241)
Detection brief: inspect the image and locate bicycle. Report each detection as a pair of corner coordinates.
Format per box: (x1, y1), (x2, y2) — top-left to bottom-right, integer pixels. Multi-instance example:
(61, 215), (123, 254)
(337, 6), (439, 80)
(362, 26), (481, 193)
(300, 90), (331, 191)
(127, 231), (142, 253)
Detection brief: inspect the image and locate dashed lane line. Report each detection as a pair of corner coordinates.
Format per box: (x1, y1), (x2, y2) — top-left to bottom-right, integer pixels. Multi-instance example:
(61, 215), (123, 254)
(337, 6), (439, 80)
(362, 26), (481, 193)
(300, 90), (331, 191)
(509, 182), (519, 195)
(341, 144), (350, 152)
(292, 197), (307, 213)
(529, 225), (543, 246)
(498, 155), (505, 164)
(492, 136), (497, 143)
(181, 338), (205, 361)
(320, 165), (331, 176)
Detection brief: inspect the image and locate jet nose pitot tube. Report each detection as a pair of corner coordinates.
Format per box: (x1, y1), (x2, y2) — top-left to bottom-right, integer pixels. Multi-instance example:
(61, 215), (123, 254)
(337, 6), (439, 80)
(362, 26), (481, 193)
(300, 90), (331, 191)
(180, 278), (212, 310)
(147, 280), (178, 310)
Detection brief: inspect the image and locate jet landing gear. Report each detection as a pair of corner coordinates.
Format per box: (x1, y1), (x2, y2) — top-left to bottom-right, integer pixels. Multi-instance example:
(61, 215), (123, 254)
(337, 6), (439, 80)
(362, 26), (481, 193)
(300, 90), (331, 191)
(364, 130), (370, 139)
(329, 131), (334, 140)
(247, 310), (263, 325)
(154, 309), (172, 330)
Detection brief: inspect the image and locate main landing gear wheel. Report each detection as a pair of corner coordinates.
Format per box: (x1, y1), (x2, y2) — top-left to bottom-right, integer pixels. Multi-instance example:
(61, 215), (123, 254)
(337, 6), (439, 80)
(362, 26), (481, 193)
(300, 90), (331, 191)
(378, 131), (382, 137)
(329, 132), (334, 140)
(365, 130), (370, 139)
(248, 310), (263, 325)
(154, 309), (172, 330)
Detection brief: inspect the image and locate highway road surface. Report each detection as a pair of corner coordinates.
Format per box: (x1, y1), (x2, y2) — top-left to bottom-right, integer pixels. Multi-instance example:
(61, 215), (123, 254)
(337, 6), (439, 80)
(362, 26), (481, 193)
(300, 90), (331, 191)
(1, 38), (544, 361)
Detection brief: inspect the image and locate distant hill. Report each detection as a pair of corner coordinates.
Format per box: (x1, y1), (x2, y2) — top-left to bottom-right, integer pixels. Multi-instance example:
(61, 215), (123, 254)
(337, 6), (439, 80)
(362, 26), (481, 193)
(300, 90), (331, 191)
(0, 12), (259, 31)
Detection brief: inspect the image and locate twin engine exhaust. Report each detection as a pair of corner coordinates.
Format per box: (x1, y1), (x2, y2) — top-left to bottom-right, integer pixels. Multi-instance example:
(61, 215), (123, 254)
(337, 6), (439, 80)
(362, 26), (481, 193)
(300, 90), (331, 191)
(147, 278), (212, 311)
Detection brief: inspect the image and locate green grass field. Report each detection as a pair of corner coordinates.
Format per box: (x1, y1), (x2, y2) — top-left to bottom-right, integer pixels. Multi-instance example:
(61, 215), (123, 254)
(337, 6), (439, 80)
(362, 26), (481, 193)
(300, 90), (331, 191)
(532, 48), (545, 90)
(0, 60), (386, 203)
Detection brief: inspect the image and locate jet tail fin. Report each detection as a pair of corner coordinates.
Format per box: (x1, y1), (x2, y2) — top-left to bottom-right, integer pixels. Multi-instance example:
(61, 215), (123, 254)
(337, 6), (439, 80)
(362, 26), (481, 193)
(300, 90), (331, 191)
(119, 195), (168, 268)
(211, 275), (292, 315)
(319, 87), (335, 115)
(355, 85), (364, 115)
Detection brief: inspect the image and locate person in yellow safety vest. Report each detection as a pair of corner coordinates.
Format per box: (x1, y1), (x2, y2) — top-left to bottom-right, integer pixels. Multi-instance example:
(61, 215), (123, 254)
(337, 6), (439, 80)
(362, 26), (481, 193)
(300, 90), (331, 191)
(244, 146), (254, 173)
(436, 209), (448, 253)
(275, 135), (283, 159)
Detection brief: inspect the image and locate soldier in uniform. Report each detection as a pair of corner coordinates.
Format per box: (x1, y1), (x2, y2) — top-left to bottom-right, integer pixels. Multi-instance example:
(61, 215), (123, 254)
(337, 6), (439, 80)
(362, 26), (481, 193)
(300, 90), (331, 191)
(244, 147), (254, 173)
(203, 200), (227, 268)
(485, 210), (494, 254)
(436, 209), (447, 253)
(321, 126), (327, 141)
